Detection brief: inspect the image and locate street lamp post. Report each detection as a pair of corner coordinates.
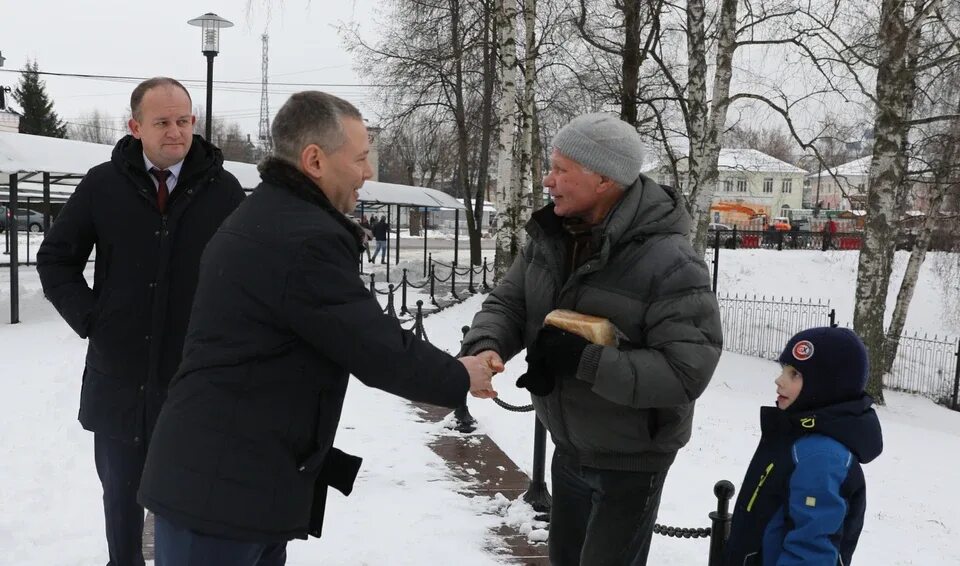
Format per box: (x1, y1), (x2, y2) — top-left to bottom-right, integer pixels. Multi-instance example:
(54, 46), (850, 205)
(187, 12), (233, 141)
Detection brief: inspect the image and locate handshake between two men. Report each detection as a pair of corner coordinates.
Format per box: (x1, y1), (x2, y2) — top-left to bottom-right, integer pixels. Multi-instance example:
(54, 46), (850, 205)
(457, 310), (619, 399)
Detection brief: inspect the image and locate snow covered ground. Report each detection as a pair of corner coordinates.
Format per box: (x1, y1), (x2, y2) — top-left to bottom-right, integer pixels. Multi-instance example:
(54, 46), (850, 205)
(1, 249), (959, 564)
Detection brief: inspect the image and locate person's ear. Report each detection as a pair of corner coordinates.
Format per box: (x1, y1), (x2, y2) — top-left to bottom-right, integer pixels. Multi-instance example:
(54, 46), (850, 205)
(300, 144), (326, 179)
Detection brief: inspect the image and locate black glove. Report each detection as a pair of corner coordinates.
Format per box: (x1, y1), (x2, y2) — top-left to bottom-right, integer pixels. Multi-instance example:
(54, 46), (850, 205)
(515, 326), (591, 396)
(534, 325), (590, 378)
(516, 354), (554, 396)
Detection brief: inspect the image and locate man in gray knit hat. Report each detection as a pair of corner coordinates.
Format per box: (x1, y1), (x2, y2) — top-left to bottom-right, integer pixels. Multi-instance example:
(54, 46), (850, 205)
(462, 113), (722, 565)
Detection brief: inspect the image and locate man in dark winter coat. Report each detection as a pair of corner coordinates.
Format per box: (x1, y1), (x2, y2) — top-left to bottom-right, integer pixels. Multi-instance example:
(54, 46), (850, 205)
(723, 327), (883, 566)
(461, 113), (723, 565)
(36, 77), (246, 566)
(371, 214), (389, 263)
(138, 91), (498, 566)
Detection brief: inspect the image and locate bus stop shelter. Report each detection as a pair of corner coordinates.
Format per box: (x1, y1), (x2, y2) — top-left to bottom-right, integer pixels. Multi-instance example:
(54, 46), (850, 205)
(1, 131), (464, 324)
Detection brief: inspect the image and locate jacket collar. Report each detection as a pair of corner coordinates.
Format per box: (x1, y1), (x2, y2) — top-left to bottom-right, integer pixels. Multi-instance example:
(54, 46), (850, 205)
(112, 134), (221, 187)
(257, 157), (365, 250)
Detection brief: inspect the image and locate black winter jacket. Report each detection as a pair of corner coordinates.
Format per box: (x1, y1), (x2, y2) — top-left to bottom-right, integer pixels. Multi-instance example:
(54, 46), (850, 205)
(36, 135), (245, 443)
(138, 159), (469, 542)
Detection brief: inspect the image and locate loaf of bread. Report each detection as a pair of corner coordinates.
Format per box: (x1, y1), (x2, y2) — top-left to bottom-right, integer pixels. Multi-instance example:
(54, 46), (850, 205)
(543, 309), (619, 346)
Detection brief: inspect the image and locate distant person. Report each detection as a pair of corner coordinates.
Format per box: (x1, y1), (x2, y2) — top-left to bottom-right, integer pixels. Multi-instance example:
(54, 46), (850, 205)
(371, 215), (389, 264)
(359, 214), (373, 261)
(36, 77), (245, 566)
(462, 112), (722, 565)
(723, 327), (883, 566)
(137, 91), (499, 566)
(822, 216), (838, 251)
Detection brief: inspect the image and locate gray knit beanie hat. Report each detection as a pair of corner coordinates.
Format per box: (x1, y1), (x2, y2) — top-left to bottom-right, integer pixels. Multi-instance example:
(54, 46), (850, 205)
(552, 113), (644, 187)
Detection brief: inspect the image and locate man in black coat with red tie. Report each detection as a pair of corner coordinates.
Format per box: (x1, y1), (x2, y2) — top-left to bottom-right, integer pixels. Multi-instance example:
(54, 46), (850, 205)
(37, 77), (246, 566)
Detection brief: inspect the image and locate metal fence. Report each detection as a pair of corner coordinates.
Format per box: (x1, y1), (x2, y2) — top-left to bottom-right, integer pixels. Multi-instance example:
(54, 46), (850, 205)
(885, 333), (960, 407)
(717, 293), (836, 360)
(717, 292), (960, 408)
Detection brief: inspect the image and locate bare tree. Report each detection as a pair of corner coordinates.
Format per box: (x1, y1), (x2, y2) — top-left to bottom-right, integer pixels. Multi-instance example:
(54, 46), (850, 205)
(344, 0), (499, 266)
(725, 125), (800, 164)
(66, 110), (122, 145)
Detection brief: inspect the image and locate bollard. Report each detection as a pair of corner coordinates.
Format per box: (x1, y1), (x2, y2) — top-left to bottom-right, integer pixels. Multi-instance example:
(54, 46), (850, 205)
(426, 252), (432, 279)
(400, 269), (409, 315)
(369, 272), (376, 295)
(952, 337), (960, 411)
(523, 417), (552, 514)
(454, 325), (477, 433)
(712, 229), (721, 293)
(451, 261), (459, 300)
(429, 263), (438, 306)
(386, 284), (397, 319)
(468, 261), (475, 293)
(482, 257), (489, 290)
(707, 480), (736, 566)
(414, 300), (427, 341)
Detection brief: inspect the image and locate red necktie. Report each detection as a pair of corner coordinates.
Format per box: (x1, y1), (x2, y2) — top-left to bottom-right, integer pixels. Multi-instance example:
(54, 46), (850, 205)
(149, 168), (171, 213)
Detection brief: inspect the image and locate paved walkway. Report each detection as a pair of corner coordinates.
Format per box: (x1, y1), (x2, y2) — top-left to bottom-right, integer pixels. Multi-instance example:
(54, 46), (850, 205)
(414, 403), (550, 565)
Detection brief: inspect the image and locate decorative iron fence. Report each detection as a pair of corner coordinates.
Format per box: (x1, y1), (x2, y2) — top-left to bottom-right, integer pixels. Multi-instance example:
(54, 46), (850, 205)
(885, 333), (960, 407)
(716, 293), (835, 361)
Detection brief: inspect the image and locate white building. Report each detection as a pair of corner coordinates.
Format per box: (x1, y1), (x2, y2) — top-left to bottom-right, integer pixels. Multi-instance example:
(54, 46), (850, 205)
(804, 156), (869, 211)
(645, 148), (807, 226)
(0, 108), (20, 133)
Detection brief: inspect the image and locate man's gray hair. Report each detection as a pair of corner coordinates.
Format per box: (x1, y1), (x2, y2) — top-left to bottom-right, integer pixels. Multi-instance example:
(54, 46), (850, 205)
(271, 91), (363, 165)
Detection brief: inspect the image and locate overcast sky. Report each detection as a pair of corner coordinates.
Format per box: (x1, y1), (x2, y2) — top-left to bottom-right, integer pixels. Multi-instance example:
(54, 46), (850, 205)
(0, 0), (381, 139)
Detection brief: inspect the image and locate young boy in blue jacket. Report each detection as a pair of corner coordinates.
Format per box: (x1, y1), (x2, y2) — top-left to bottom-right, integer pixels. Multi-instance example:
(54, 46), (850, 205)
(723, 327), (883, 566)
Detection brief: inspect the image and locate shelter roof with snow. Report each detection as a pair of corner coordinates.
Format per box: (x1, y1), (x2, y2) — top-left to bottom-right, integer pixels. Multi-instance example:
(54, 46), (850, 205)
(0, 131), (463, 209)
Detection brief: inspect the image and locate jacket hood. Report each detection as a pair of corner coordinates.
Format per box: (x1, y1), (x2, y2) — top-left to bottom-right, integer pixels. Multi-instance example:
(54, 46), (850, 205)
(606, 174), (692, 244)
(760, 395), (883, 464)
(111, 134), (224, 181)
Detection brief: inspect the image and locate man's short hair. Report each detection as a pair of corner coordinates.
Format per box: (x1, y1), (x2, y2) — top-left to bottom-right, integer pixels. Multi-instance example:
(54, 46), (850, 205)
(130, 77), (192, 121)
(271, 91), (363, 165)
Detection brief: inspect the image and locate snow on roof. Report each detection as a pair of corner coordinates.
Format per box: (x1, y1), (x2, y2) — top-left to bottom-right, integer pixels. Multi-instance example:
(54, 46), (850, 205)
(0, 131), (463, 209)
(807, 156), (870, 179)
(641, 148), (808, 175)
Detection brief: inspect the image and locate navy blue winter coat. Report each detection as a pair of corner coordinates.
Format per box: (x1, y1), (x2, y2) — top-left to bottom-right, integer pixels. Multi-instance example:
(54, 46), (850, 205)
(723, 396), (882, 566)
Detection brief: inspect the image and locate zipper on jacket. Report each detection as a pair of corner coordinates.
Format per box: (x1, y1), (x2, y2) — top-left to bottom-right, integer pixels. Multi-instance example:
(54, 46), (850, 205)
(746, 462), (775, 512)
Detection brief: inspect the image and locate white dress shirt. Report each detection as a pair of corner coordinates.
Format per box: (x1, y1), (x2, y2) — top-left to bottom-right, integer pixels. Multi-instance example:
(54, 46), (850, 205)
(143, 154), (185, 193)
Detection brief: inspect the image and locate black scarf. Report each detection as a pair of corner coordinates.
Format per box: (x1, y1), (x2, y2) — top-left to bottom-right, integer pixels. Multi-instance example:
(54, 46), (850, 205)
(257, 157), (366, 251)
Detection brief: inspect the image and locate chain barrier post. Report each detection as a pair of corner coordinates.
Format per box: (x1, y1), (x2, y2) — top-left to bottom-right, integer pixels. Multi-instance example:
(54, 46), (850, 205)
(451, 261), (459, 300)
(483, 257), (490, 290)
(430, 263), (437, 306)
(369, 272), (376, 295)
(952, 337), (960, 411)
(414, 300), (427, 341)
(712, 230), (721, 293)
(401, 269), (409, 315)
(454, 325), (477, 433)
(523, 417), (552, 515)
(708, 480), (736, 566)
(386, 284), (397, 319)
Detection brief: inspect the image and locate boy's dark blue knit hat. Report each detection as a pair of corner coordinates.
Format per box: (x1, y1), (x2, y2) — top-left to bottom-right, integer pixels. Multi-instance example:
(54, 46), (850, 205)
(778, 327), (869, 411)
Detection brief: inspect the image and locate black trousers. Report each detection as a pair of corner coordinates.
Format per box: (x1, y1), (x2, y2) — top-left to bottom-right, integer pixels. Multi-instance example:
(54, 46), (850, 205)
(94, 434), (147, 566)
(548, 450), (668, 566)
(154, 514), (287, 566)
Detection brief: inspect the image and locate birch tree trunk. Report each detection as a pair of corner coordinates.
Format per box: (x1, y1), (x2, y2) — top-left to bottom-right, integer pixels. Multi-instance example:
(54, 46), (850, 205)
(883, 97), (960, 375)
(517, 0), (537, 224)
(494, 0), (521, 282)
(474, 0), (498, 265)
(685, 0), (738, 256)
(854, 0), (913, 405)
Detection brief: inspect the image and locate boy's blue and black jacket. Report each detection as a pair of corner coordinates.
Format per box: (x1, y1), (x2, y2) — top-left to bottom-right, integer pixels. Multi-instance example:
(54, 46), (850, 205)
(723, 396), (882, 566)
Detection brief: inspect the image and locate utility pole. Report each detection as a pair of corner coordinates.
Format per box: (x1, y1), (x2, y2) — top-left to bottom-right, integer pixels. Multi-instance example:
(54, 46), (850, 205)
(258, 33), (272, 154)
